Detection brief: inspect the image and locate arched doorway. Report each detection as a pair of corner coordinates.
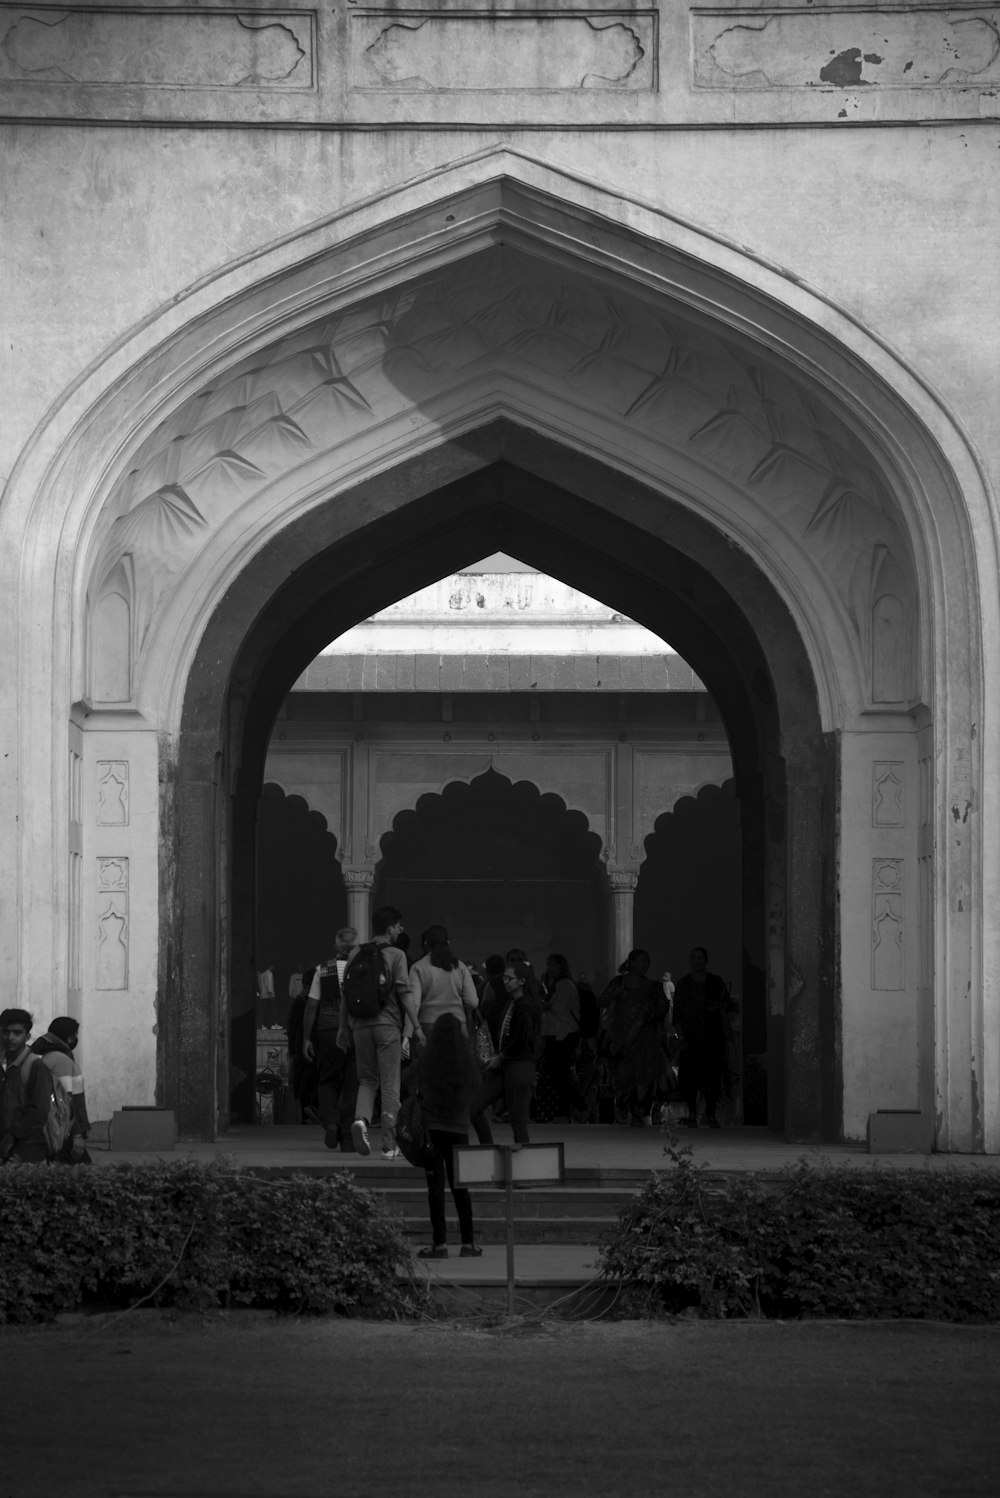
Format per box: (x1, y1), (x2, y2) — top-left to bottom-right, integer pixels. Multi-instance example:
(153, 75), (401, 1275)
(8, 156), (992, 1149)
(376, 768), (606, 978)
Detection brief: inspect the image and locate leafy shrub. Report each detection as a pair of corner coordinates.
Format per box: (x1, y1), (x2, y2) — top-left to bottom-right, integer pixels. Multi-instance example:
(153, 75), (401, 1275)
(0, 1160), (428, 1324)
(598, 1147), (1000, 1321)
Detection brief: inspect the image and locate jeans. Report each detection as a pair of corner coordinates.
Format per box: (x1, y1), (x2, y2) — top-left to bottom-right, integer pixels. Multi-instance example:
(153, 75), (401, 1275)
(472, 1059), (536, 1145)
(316, 1030), (358, 1146)
(353, 1021), (402, 1150)
(425, 1129), (475, 1247)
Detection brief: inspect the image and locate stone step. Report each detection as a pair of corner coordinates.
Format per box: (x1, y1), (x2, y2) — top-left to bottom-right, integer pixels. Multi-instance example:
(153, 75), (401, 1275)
(372, 1185), (635, 1219)
(400, 1215), (614, 1245)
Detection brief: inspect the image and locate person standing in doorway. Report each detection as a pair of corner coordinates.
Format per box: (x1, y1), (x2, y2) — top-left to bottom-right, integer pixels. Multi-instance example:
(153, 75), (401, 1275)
(471, 960), (543, 1147)
(302, 927), (360, 1151)
(338, 906), (424, 1160)
(406, 925), (480, 1036)
(0, 1009), (51, 1164)
(540, 953), (582, 1122)
(672, 947), (735, 1129)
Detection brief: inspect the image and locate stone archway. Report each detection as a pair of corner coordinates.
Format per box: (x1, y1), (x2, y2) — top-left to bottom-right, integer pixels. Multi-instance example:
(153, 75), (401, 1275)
(375, 767), (607, 979)
(5, 153), (993, 1148)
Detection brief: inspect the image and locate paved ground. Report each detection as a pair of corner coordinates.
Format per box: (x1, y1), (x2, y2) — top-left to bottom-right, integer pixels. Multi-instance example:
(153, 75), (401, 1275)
(4, 1315), (999, 1497)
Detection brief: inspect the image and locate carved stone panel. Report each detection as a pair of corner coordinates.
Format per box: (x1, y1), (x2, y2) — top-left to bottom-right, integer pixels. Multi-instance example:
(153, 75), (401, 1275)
(0, 7), (313, 89)
(351, 12), (657, 92)
(97, 761), (130, 826)
(693, 8), (1000, 90)
(97, 856), (129, 991)
(872, 857), (904, 992)
(872, 761), (904, 827)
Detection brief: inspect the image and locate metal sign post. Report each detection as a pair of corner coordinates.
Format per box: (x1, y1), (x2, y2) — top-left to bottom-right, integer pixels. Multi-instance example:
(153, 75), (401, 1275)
(454, 1142), (565, 1317)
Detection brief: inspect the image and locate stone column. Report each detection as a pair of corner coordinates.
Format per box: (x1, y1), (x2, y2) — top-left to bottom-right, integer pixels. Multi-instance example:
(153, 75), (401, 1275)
(342, 866), (375, 938)
(607, 869), (639, 970)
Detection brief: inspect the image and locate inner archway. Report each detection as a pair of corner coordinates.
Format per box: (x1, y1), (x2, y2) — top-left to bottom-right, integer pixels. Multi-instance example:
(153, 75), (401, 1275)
(173, 439), (833, 1139)
(376, 769), (607, 978)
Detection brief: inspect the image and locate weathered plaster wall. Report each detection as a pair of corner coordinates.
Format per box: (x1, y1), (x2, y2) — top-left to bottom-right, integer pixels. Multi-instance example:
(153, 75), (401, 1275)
(2, 125), (997, 477)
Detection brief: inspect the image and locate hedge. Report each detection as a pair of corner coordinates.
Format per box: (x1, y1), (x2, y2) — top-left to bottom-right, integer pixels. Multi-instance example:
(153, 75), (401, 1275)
(597, 1148), (1000, 1321)
(0, 1160), (428, 1324)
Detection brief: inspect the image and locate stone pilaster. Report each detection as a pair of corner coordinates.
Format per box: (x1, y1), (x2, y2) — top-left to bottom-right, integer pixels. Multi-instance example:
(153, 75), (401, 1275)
(342, 866), (375, 938)
(607, 868), (639, 970)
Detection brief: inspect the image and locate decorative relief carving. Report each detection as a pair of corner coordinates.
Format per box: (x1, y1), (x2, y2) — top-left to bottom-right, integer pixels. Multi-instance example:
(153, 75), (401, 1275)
(97, 761), (130, 826)
(342, 867), (375, 894)
(872, 857), (904, 991)
(607, 869), (639, 892)
(693, 9), (1000, 91)
(353, 14), (653, 92)
(0, 9), (311, 89)
(97, 856), (128, 991)
(94, 245), (917, 682)
(872, 761), (903, 827)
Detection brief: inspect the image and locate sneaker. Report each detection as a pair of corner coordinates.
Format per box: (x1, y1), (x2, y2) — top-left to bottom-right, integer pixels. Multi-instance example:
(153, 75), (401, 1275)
(323, 1126), (340, 1150)
(459, 1244), (483, 1258)
(351, 1119), (371, 1157)
(381, 1144), (400, 1160)
(417, 1244), (448, 1259)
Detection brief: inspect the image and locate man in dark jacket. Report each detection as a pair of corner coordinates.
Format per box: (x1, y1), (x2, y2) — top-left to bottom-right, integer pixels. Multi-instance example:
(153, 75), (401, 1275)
(302, 926), (360, 1151)
(0, 1009), (51, 1163)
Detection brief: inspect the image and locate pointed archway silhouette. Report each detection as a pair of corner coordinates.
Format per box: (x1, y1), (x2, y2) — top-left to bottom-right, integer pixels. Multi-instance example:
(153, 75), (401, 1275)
(375, 768), (606, 977)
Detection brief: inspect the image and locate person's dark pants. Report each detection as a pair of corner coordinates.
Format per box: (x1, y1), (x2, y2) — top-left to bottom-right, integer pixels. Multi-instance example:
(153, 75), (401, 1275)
(316, 1031), (358, 1146)
(679, 1045), (722, 1121)
(545, 1034), (581, 1118)
(425, 1129), (475, 1247)
(472, 1060), (536, 1145)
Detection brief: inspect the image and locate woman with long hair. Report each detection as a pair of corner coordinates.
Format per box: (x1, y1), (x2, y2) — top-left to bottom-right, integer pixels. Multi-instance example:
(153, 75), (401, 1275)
(471, 959), (543, 1146)
(406, 924), (479, 1036)
(408, 1012), (483, 1259)
(598, 948), (671, 1126)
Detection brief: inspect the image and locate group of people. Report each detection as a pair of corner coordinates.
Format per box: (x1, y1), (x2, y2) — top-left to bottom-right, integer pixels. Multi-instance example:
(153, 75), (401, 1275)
(0, 1008), (92, 1164)
(287, 913), (737, 1258)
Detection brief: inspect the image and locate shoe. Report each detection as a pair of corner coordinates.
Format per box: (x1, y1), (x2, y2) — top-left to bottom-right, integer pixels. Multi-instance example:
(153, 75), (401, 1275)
(460, 1245), (483, 1257)
(323, 1126), (339, 1149)
(381, 1144), (400, 1160)
(677, 1116), (699, 1129)
(351, 1119), (371, 1157)
(417, 1244), (448, 1259)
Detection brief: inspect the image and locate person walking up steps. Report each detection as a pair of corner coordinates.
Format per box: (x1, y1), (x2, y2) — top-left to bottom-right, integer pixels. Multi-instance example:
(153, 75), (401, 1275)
(337, 906), (424, 1160)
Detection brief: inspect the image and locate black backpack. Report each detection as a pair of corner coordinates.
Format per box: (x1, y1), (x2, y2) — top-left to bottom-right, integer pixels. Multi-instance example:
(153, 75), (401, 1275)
(342, 943), (388, 1021)
(395, 1093), (433, 1168)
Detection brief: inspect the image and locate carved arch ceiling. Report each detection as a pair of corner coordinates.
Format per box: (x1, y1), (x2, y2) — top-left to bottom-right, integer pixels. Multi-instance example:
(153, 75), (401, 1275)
(87, 242), (918, 714)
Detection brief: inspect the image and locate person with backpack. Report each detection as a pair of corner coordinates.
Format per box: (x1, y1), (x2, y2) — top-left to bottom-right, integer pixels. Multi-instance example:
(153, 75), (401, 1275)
(0, 1008), (53, 1164)
(30, 1016), (91, 1162)
(336, 905), (425, 1160)
(403, 1012), (483, 1260)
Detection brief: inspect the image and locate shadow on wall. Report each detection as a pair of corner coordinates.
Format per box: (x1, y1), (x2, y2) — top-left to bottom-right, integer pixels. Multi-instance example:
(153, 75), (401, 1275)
(256, 783), (347, 1023)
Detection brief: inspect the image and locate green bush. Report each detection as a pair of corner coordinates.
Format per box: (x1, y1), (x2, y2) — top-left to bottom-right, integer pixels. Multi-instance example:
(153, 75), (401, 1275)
(598, 1148), (1000, 1321)
(0, 1160), (428, 1324)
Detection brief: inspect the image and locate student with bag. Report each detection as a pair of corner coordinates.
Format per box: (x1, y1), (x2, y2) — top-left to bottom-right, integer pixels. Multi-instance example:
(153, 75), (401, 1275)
(30, 1015), (91, 1163)
(403, 1012), (482, 1260)
(0, 1009), (53, 1164)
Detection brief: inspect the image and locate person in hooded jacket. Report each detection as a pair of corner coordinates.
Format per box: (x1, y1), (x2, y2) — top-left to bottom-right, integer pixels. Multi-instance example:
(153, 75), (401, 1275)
(30, 1015), (91, 1161)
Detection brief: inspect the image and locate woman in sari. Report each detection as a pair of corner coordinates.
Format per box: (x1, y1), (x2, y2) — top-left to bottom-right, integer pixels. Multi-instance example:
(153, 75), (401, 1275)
(598, 949), (671, 1126)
